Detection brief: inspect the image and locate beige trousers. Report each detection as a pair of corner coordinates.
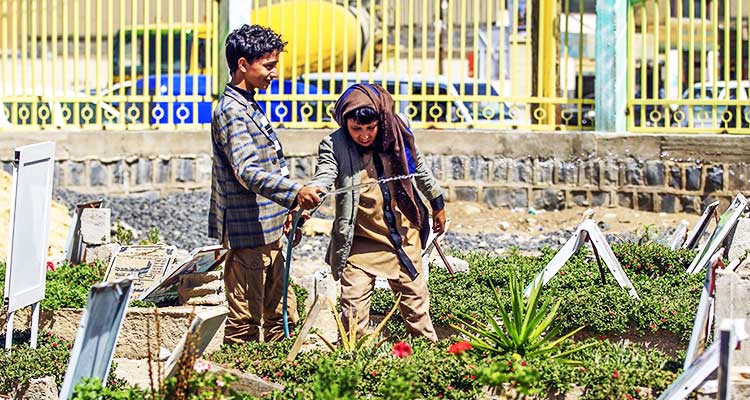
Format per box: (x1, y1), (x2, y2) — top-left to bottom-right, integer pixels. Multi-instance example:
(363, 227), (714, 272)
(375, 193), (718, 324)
(223, 241), (299, 344)
(340, 263), (438, 342)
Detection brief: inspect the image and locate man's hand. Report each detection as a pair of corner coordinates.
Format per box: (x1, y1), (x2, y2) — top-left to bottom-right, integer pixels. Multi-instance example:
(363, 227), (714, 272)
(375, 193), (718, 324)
(296, 185), (325, 210)
(284, 209), (310, 234)
(432, 208), (446, 235)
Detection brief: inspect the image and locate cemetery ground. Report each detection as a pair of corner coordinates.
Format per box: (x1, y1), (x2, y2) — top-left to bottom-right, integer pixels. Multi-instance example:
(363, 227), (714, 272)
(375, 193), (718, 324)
(0, 192), (721, 399)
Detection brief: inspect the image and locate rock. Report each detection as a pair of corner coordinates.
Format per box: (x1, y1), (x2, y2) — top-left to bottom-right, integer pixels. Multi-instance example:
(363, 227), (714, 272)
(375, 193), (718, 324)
(80, 208), (111, 244)
(301, 218), (332, 237)
(498, 221), (511, 231)
(14, 376), (58, 400)
(440, 255), (470, 273)
(457, 203), (483, 215)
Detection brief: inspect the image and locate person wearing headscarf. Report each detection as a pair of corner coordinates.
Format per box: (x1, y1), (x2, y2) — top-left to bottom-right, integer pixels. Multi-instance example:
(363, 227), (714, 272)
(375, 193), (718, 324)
(307, 83), (446, 341)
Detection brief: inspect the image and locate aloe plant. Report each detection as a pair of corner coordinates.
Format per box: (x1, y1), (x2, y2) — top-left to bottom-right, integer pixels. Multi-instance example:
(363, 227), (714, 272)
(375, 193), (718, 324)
(452, 274), (594, 362)
(316, 294), (402, 353)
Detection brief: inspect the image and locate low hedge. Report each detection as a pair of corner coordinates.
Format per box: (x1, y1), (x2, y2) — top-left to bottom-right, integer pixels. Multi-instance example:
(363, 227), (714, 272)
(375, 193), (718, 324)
(373, 243), (702, 341)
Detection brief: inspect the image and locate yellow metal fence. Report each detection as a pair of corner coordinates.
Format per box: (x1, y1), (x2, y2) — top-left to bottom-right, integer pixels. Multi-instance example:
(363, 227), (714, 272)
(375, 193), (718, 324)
(0, 0), (219, 130)
(251, 0), (595, 130)
(628, 0), (750, 133)
(0, 0), (592, 131)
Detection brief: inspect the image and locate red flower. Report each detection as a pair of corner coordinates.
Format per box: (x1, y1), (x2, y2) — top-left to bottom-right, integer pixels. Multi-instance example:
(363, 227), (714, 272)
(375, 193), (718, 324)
(46, 261), (55, 271)
(521, 361), (527, 367)
(661, 318), (667, 323)
(449, 341), (473, 355)
(650, 322), (656, 330)
(51, 342), (57, 348)
(392, 341), (412, 358)
(371, 370), (378, 377)
(612, 370), (619, 379)
(274, 371), (282, 377)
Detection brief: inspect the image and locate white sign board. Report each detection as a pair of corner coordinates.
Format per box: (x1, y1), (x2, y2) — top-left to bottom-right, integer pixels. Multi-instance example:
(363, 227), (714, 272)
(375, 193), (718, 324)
(58, 279), (134, 399)
(525, 219), (640, 299)
(140, 245), (226, 303)
(3, 142), (55, 312)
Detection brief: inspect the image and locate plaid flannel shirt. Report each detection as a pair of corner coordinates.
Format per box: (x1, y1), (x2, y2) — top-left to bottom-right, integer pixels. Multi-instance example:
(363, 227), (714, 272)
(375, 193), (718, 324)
(208, 85), (301, 249)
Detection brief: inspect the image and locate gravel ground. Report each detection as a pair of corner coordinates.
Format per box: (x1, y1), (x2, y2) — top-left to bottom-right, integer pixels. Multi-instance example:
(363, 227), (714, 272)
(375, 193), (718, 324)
(55, 189), (653, 261)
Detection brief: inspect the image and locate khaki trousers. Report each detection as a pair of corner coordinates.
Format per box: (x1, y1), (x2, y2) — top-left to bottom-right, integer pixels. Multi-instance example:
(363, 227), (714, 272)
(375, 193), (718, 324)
(340, 263), (437, 342)
(223, 241), (298, 344)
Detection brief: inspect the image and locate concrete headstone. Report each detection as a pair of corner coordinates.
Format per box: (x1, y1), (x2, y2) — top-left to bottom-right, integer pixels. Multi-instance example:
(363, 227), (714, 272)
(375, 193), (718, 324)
(728, 218), (750, 272)
(80, 208), (111, 245)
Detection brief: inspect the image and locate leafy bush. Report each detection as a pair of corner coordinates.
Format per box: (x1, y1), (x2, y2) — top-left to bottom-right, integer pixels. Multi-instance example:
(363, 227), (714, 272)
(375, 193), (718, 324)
(0, 331), (71, 394)
(372, 243), (702, 340)
(0, 261), (107, 312)
(208, 335), (683, 399)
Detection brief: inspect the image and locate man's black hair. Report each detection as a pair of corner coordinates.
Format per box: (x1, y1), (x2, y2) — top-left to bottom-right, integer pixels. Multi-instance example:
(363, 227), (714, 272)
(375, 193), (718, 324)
(344, 106), (379, 125)
(225, 24), (287, 74)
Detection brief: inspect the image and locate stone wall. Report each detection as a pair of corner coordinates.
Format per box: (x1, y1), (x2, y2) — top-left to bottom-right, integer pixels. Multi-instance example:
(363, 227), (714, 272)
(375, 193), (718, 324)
(3, 130), (750, 213)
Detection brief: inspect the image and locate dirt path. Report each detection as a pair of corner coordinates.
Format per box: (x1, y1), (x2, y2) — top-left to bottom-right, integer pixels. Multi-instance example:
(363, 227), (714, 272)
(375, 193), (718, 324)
(443, 201), (702, 236)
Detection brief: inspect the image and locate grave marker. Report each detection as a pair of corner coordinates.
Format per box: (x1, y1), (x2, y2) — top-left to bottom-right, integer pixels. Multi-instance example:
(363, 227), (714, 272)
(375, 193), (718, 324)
(687, 194), (748, 274)
(140, 245), (226, 303)
(524, 219), (640, 299)
(3, 142), (55, 350)
(104, 245), (176, 299)
(163, 307), (228, 378)
(58, 279), (134, 399)
(62, 200), (103, 265)
(683, 200), (720, 250)
(684, 247), (725, 369)
(659, 319), (747, 400)
(79, 208), (111, 245)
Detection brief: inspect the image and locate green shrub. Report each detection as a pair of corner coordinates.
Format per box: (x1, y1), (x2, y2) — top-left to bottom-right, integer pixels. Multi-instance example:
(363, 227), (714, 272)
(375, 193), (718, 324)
(373, 243), (702, 340)
(0, 331), (71, 394)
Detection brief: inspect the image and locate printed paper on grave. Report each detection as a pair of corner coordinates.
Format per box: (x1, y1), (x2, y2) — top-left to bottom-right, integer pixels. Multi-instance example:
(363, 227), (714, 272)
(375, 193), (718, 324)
(687, 194), (748, 274)
(104, 245), (177, 299)
(163, 307), (228, 379)
(140, 245), (226, 303)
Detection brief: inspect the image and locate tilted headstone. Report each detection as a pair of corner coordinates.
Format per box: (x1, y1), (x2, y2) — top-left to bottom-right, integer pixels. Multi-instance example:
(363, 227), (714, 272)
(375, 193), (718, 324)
(163, 308), (228, 379)
(687, 194), (748, 275)
(684, 201), (720, 250)
(103, 245), (176, 299)
(58, 279), (134, 399)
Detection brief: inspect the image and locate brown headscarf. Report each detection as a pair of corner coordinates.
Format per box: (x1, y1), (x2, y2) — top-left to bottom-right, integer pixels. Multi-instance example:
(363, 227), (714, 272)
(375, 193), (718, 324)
(333, 83), (422, 227)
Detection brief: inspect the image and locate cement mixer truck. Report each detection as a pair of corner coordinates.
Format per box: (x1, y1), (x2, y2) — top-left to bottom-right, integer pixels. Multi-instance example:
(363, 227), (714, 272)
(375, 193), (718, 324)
(109, 0), (378, 124)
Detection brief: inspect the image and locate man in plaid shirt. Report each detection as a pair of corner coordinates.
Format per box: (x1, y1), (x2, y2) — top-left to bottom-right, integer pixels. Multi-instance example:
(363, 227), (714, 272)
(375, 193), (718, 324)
(210, 24), (324, 344)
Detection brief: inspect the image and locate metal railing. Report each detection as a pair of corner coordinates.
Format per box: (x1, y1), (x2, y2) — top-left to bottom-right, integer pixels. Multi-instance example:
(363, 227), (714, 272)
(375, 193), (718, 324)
(0, 0), (592, 131)
(628, 0), (750, 134)
(0, 0), (219, 130)
(251, 0), (594, 130)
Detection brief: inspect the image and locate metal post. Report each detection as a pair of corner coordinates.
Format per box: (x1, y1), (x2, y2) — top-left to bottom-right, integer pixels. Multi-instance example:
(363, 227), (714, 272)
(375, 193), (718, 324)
(717, 319), (735, 400)
(595, 0), (627, 132)
(4, 311), (13, 350)
(30, 302), (40, 349)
